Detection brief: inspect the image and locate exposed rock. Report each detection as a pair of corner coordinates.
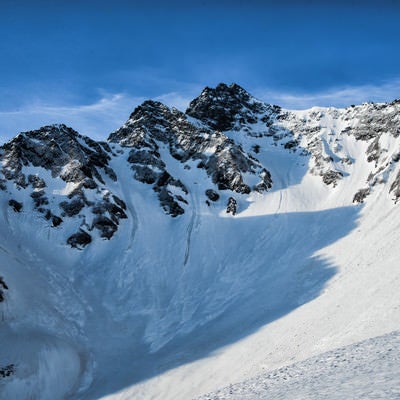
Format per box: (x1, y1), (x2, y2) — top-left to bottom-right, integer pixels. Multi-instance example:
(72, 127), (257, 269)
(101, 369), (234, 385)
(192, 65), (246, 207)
(366, 137), (382, 164)
(28, 174), (46, 189)
(390, 170), (400, 203)
(322, 170), (343, 187)
(8, 199), (22, 212)
(132, 165), (158, 184)
(153, 171), (187, 217)
(30, 190), (49, 208)
(109, 95), (272, 216)
(349, 103), (400, 141)
(226, 197), (237, 215)
(67, 230), (92, 249)
(353, 188), (371, 203)
(205, 189), (220, 202)
(0, 276), (8, 303)
(284, 139), (300, 150)
(0, 364), (14, 378)
(255, 169), (273, 192)
(43, 210), (63, 227)
(1, 124), (112, 184)
(112, 195), (127, 210)
(186, 83), (272, 132)
(92, 216), (118, 239)
(128, 149), (165, 169)
(0, 124), (126, 244)
(158, 188), (185, 217)
(60, 197), (85, 217)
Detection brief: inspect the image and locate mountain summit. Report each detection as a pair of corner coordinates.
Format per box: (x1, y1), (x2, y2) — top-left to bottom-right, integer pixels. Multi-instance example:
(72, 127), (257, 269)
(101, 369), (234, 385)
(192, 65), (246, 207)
(0, 84), (399, 400)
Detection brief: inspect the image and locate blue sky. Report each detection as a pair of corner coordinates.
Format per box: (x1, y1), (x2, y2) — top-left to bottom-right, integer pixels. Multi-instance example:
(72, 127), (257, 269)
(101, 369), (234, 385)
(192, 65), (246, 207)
(1, 0), (399, 141)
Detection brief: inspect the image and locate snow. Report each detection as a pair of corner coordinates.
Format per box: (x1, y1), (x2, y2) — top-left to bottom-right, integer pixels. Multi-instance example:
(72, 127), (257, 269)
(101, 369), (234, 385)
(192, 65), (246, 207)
(196, 331), (400, 400)
(1, 101), (400, 400)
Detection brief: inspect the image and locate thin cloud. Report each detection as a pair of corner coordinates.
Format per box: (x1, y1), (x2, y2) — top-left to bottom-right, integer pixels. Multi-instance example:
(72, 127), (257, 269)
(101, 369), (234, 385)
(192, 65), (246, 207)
(154, 92), (192, 110)
(255, 79), (400, 109)
(1, 79), (399, 144)
(0, 91), (195, 144)
(0, 93), (141, 142)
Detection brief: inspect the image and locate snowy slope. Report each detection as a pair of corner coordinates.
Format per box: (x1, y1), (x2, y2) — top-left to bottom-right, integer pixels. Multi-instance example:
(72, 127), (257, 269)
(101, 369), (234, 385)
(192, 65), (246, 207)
(0, 83), (399, 400)
(197, 331), (400, 400)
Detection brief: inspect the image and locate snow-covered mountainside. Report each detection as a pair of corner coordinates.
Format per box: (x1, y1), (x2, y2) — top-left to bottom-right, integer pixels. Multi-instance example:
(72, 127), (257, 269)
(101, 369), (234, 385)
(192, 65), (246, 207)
(0, 83), (399, 399)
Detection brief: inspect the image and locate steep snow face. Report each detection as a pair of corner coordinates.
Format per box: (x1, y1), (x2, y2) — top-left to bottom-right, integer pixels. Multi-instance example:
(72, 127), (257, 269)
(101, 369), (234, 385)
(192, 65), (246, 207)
(0, 84), (399, 400)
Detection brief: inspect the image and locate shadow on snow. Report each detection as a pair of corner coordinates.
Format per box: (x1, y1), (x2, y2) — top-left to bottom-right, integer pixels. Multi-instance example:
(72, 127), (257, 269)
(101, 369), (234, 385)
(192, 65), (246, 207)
(80, 203), (360, 399)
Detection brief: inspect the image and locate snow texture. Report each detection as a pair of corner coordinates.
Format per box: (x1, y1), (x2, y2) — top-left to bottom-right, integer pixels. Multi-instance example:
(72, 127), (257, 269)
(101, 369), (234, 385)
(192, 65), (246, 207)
(197, 331), (400, 400)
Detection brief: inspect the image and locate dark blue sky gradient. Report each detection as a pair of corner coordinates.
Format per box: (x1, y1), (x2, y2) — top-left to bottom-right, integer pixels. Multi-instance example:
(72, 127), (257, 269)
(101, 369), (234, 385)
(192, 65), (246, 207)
(0, 1), (399, 138)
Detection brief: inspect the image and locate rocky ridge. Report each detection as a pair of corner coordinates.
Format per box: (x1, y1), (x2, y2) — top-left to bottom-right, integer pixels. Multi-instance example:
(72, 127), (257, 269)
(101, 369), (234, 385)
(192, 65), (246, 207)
(1, 84), (400, 248)
(0, 124), (127, 248)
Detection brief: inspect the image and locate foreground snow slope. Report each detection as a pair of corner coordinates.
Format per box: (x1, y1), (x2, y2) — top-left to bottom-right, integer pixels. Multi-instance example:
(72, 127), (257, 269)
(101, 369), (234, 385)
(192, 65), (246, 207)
(0, 84), (399, 399)
(197, 331), (400, 400)
(108, 140), (400, 400)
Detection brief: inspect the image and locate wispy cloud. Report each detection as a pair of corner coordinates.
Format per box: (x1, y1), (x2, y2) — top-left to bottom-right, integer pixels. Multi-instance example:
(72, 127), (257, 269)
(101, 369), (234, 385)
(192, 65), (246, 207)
(0, 94), (138, 143)
(255, 79), (400, 109)
(1, 79), (399, 143)
(154, 92), (193, 110)
(0, 91), (193, 143)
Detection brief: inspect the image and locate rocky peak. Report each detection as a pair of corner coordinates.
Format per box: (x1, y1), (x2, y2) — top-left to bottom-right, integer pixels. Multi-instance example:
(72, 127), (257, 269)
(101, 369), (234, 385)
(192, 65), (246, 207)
(0, 124), (125, 248)
(128, 100), (172, 121)
(1, 124), (114, 186)
(186, 83), (272, 132)
(107, 97), (272, 216)
(108, 100), (187, 147)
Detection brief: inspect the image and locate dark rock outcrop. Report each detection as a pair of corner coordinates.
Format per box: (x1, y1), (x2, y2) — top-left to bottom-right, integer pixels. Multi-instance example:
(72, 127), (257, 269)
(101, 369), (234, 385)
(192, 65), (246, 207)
(8, 199), (22, 213)
(226, 197), (237, 215)
(109, 98), (271, 216)
(186, 83), (272, 132)
(0, 276), (9, 302)
(0, 124), (126, 243)
(205, 189), (220, 202)
(0, 364), (14, 379)
(67, 230), (92, 249)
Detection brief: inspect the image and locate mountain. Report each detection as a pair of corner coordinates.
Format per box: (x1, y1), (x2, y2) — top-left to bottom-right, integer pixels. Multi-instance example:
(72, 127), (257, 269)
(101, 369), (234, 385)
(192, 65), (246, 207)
(0, 83), (399, 399)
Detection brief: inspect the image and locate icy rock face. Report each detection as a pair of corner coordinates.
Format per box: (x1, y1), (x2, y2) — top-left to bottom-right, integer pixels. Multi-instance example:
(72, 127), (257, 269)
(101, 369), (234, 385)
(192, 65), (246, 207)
(266, 100), (400, 198)
(109, 99), (272, 215)
(0, 124), (127, 247)
(186, 83), (276, 134)
(187, 84), (400, 202)
(108, 101), (190, 216)
(344, 100), (400, 202)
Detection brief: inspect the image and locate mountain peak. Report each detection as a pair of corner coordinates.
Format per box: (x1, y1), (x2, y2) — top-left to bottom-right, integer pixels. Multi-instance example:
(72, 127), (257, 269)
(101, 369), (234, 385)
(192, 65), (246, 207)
(186, 83), (269, 131)
(128, 100), (171, 121)
(13, 124), (79, 143)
